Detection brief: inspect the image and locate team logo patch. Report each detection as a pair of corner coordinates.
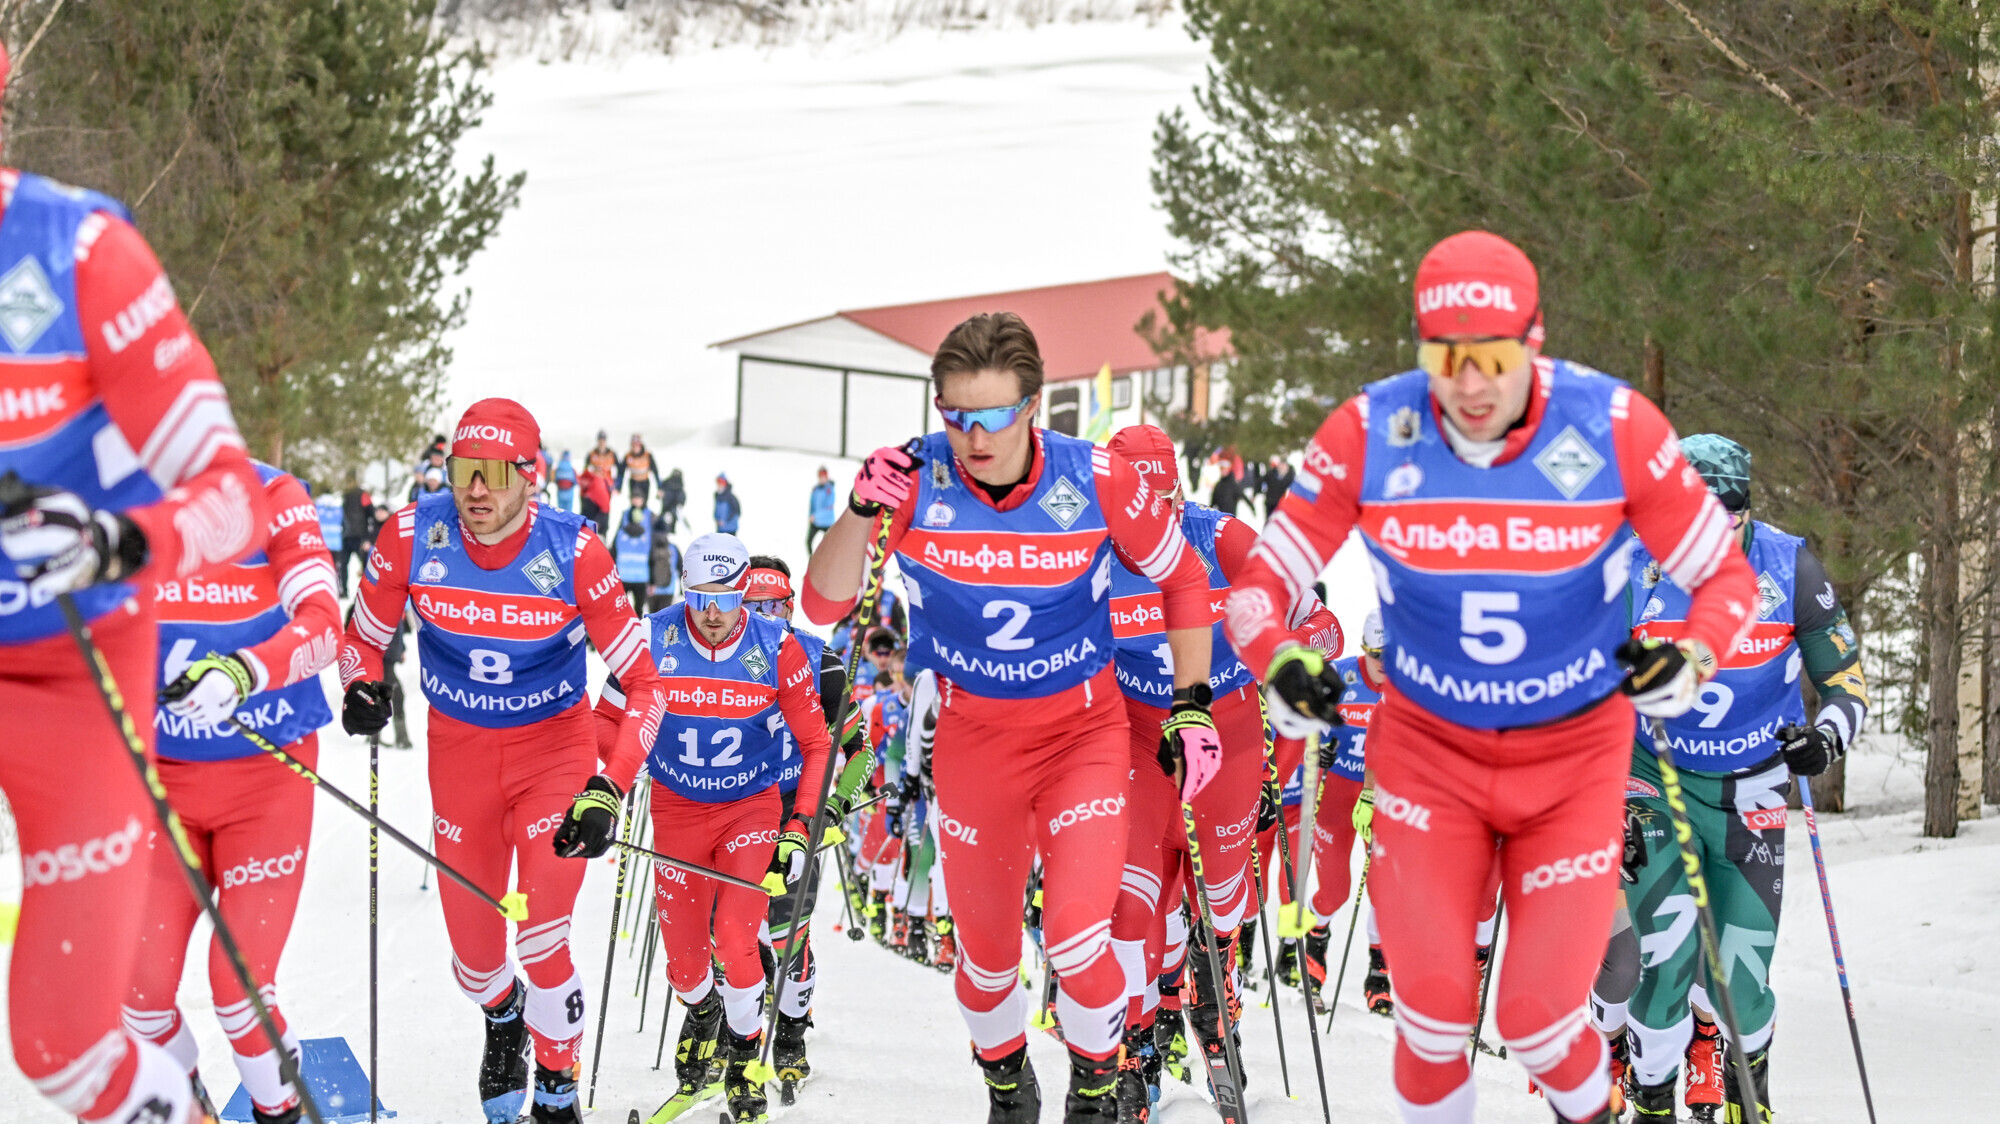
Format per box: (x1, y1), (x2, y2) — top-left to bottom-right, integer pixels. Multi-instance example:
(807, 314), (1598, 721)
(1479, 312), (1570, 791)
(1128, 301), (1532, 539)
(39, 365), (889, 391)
(523, 549), (562, 594)
(923, 500), (956, 528)
(660, 654), (678, 673)
(933, 459), (951, 489)
(740, 644), (770, 679)
(1533, 426), (1605, 499)
(1640, 595), (1664, 624)
(426, 521), (450, 549)
(0, 256), (62, 352)
(1816, 582), (1836, 611)
(1624, 777), (1660, 799)
(1741, 806), (1787, 833)
(1039, 475), (1088, 529)
(1387, 406), (1422, 447)
(663, 623), (680, 648)
(1643, 560), (1662, 587)
(418, 557), (447, 583)
(1384, 461), (1424, 500)
(1756, 572), (1786, 619)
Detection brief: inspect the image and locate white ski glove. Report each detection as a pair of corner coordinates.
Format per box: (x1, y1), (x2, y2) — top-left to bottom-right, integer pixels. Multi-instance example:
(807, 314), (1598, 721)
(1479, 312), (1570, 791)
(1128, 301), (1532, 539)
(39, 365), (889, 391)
(0, 479), (142, 598)
(162, 652), (256, 729)
(1616, 637), (1711, 719)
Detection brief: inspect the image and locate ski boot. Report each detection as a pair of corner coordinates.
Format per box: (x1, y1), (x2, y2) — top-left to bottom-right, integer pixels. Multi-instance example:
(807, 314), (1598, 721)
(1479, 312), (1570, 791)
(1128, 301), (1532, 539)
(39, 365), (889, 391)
(905, 913), (930, 963)
(720, 1028), (769, 1124)
(1721, 1047), (1770, 1124)
(1362, 945), (1394, 1015)
(773, 1010), (811, 1106)
(1302, 924), (1332, 1011)
(1185, 925), (1246, 1107)
(250, 1105), (300, 1124)
(478, 978), (532, 1123)
(1114, 1021), (1154, 1124)
(1553, 1105), (1615, 1124)
(889, 907), (911, 951)
(868, 890), (890, 942)
(1630, 1069), (1678, 1120)
(974, 1043), (1041, 1124)
(530, 1061), (582, 1123)
(644, 991), (725, 1122)
(1276, 937), (1300, 988)
(1235, 917), (1259, 984)
(1685, 1016), (1724, 1122)
(933, 915), (959, 973)
(1606, 1030), (1631, 1117)
(1064, 1045), (1119, 1123)
(1153, 1001), (1190, 1085)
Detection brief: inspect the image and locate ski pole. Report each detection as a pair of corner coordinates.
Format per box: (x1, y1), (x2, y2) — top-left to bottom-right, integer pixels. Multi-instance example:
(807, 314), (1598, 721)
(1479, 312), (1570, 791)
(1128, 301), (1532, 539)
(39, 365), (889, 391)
(1180, 799), (1250, 1124)
(1645, 717), (1764, 1123)
(47, 593), (327, 1124)
(609, 839), (777, 893)
(226, 720), (528, 920)
(1798, 779), (1879, 1124)
(1467, 895), (1503, 1072)
(368, 731), (379, 1124)
(1325, 854), (1368, 1034)
(1247, 846), (1292, 1099)
(1262, 745), (1331, 1124)
(586, 782), (642, 1109)
(757, 501), (902, 1076)
(832, 834), (865, 938)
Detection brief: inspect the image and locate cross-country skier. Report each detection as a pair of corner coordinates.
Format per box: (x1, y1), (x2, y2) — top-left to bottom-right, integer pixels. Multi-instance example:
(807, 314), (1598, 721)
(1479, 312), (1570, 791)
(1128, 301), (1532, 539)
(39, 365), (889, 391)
(1601, 433), (1866, 1123)
(1100, 422), (1340, 1117)
(125, 461), (341, 1121)
(1223, 230), (1760, 1124)
(0, 59), (267, 1119)
(902, 667), (955, 971)
(638, 533), (832, 1124)
(804, 312), (1220, 1123)
(339, 398), (667, 1124)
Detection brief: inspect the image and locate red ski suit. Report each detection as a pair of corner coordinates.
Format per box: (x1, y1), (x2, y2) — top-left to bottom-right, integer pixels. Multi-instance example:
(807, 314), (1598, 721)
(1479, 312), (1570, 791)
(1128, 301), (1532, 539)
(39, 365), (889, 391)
(1227, 369), (1757, 1120)
(341, 502), (666, 1069)
(805, 431), (1214, 1062)
(0, 182), (264, 1123)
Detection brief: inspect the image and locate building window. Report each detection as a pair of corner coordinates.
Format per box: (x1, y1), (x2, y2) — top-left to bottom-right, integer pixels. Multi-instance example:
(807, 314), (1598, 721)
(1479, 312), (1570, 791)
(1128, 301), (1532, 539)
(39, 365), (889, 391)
(1048, 385), (1082, 436)
(1113, 376), (1133, 410)
(1150, 367), (1177, 403)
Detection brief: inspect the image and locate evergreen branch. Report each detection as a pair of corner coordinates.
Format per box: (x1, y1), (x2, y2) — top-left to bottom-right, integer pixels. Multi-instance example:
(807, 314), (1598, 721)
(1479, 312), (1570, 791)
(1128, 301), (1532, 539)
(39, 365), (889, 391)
(1660, 0), (1807, 120)
(10, 0), (64, 71)
(1537, 83), (1651, 192)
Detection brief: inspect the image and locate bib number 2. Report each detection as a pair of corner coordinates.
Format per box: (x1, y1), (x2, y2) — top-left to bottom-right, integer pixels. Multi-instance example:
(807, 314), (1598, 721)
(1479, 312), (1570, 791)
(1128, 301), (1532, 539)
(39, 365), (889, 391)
(983, 600), (1035, 651)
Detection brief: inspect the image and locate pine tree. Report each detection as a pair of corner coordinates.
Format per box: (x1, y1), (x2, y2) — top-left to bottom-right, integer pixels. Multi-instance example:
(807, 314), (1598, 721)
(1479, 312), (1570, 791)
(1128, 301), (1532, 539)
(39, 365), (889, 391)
(5, 0), (523, 482)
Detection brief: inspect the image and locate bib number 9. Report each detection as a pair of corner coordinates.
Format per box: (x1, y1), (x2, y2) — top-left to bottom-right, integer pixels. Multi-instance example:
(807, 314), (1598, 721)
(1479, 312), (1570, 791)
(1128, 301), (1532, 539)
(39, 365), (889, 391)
(1459, 592), (1527, 665)
(1689, 681), (1735, 729)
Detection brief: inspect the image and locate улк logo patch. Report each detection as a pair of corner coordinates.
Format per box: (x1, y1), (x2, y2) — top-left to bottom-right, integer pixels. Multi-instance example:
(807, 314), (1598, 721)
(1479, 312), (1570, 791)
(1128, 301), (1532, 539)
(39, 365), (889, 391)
(1533, 426), (1605, 499)
(1755, 571), (1786, 619)
(522, 549), (562, 594)
(0, 257), (62, 352)
(740, 644), (770, 679)
(1039, 475), (1087, 529)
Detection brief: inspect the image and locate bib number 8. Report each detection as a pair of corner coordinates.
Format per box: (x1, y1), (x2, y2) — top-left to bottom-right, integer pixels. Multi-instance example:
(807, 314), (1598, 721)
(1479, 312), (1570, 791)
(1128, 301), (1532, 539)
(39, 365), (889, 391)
(1459, 592), (1527, 666)
(468, 648), (514, 684)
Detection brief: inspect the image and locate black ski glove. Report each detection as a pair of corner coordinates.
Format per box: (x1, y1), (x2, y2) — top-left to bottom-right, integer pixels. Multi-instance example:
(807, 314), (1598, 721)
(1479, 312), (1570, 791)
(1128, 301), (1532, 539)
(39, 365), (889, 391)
(552, 775), (623, 859)
(1255, 778), (1282, 833)
(341, 680), (394, 736)
(900, 772), (923, 810)
(1620, 805), (1647, 884)
(1263, 647), (1345, 739)
(1776, 723), (1841, 777)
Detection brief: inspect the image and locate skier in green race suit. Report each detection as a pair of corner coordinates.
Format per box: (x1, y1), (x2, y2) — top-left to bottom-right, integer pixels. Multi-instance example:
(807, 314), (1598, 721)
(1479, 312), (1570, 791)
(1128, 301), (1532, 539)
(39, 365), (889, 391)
(1600, 434), (1868, 1123)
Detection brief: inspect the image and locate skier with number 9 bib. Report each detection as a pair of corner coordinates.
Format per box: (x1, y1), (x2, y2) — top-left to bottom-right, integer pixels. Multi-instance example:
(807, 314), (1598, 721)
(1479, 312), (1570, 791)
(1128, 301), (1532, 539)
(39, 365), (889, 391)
(338, 398), (667, 1124)
(1224, 231), (1761, 1124)
(804, 313), (1219, 1123)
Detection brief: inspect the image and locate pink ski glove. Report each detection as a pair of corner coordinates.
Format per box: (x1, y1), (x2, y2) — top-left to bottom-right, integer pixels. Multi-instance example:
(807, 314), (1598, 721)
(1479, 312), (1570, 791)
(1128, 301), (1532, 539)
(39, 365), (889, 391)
(850, 442), (923, 516)
(1159, 685), (1222, 801)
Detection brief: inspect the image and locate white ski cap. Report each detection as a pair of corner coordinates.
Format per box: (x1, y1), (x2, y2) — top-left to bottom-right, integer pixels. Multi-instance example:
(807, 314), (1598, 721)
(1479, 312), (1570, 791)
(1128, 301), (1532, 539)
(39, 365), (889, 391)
(1362, 608), (1384, 653)
(683, 532), (750, 590)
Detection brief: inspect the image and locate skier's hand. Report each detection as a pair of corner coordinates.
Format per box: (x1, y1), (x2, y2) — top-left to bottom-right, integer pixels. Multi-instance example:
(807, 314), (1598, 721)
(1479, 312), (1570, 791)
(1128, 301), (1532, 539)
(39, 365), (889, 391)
(1352, 787), (1375, 844)
(1255, 778), (1281, 833)
(900, 772), (923, 810)
(0, 473), (145, 596)
(1316, 737), (1342, 773)
(552, 775), (624, 859)
(1158, 685), (1221, 801)
(1616, 637), (1711, 718)
(849, 442), (924, 517)
(161, 651), (254, 729)
(1777, 722), (1841, 777)
(1620, 805), (1647, 883)
(340, 680), (394, 736)
(763, 815), (813, 896)
(1263, 645), (1345, 739)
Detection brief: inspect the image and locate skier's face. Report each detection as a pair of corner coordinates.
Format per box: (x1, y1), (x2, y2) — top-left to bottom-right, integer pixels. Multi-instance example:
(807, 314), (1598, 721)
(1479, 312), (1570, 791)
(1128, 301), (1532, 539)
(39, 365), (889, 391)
(938, 369), (1038, 486)
(1427, 338), (1537, 444)
(454, 464), (531, 541)
(689, 583), (742, 642)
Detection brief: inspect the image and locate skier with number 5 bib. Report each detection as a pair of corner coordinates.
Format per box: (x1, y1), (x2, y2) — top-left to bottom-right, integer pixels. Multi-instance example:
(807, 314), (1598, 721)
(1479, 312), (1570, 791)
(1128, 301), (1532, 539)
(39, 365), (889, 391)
(1224, 231), (1760, 1124)
(1598, 434), (1867, 1123)
(338, 398), (667, 1124)
(804, 313), (1219, 1124)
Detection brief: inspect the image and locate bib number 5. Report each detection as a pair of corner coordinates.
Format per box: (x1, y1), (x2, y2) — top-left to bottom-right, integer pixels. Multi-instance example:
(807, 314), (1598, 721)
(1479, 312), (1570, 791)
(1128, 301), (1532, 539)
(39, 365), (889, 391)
(1459, 591), (1526, 665)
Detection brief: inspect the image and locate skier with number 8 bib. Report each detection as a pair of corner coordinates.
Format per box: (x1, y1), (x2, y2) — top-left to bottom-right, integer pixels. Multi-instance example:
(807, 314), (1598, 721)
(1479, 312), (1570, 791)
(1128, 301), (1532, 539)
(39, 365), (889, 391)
(338, 398), (668, 1124)
(805, 313), (1219, 1123)
(1224, 231), (1760, 1124)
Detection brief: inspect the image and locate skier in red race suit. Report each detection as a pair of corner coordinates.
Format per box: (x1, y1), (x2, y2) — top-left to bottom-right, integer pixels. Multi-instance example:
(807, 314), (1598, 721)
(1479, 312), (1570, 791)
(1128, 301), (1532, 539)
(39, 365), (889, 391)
(804, 313), (1219, 1123)
(1224, 231), (1759, 1124)
(339, 398), (666, 1124)
(0, 39), (267, 1118)
(1098, 422), (1339, 1111)
(126, 461), (342, 1120)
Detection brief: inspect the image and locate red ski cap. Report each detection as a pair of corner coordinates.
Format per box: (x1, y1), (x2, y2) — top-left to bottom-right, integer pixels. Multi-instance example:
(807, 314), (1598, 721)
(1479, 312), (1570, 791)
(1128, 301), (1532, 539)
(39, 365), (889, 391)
(451, 398), (541, 481)
(1414, 231), (1540, 342)
(1109, 424), (1181, 496)
(746, 566), (793, 601)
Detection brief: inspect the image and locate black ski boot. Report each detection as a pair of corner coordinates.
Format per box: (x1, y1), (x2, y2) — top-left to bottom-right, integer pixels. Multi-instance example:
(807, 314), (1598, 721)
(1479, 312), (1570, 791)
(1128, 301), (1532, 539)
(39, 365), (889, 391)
(1153, 1002), (1190, 1085)
(530, 1061), (582, 1123)
(721, 1028), (769, 1124)
(643, 991), (724, 1123)
(250, 1106), (301, 1124)
(1721, 1047), (1771, 1124)
(1363, 945), (1394, 1015)
(1276, 937), (1300, 987)
(906, 915), (931, 963)
(974, 1043), (1041, 1124)
(773, 1009), (811, 1106)
(1303, 923), (1332, 1010)
(1064, 1045), (1119, 1123)
(1553, 1105), (1615, 1124)
(1630, 1071), (1678, 1120)
(1235, 916), (1258, 982)
(1113, 1021), (1154, 1124)
(478, 979), (531, 1123)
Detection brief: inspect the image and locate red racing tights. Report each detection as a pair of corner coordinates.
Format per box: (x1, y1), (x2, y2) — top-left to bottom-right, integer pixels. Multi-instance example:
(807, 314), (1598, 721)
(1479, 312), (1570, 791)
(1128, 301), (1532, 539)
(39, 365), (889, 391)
(430, 702), (595, 1070)
(649, 784), (780, 1039)
(933, 667), (1130, 1061)
(0, 607), (194, 1122)
(126, 734), (318, 1115)
(1369, 693), (1632, 1123)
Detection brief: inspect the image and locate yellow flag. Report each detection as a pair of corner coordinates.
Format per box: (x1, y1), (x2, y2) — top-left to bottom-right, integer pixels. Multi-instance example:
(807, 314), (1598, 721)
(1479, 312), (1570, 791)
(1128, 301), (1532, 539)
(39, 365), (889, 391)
(1084, 363), (1115, 443)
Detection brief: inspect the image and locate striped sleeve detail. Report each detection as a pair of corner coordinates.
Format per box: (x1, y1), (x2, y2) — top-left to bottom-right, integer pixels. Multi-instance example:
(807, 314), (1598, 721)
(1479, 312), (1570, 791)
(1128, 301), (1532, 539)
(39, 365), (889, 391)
(351, 594), (397, 649)
(277, 556), (339, 616)
(1248, 509), (1322, 601)
(1661, 493), (1733, 590)
(601, 617), (649, 678)
(1133, 517), (1188, 582)
(140, 379), (246, 489)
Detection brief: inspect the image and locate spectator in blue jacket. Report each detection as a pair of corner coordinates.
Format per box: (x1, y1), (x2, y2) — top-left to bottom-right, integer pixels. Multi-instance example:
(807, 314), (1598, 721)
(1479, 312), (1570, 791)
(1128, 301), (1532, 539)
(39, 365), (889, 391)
(713, 472), (742, 534)
(553, 450), (578, 512)
(807, 466), (838, 552)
